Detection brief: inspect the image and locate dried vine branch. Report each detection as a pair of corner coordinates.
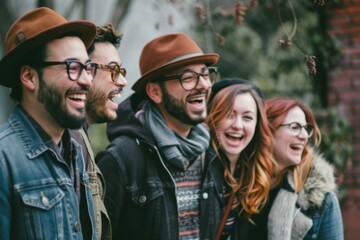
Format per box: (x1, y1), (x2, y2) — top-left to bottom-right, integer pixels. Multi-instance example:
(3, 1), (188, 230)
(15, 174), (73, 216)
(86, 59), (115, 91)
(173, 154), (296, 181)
(277, 0), (317, 75)
(169, 0), (327, 76)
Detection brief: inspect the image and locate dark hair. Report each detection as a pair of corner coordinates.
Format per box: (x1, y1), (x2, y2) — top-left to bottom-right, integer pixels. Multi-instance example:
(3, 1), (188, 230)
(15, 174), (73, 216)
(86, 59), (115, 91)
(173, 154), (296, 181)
(87, 23), (123, 55)
(10, 34), (88, 102)
(10, 45), (47, 102)
(210, 77), (265, 104)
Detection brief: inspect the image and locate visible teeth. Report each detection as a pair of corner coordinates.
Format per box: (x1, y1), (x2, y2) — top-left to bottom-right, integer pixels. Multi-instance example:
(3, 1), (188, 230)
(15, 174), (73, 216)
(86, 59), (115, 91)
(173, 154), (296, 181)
(69, 94), (86, 100)
(188, 96), (204, 102)
(227, 133), (243, 138)
(110, 93), (122, 104)
(290, 144), (302, 150)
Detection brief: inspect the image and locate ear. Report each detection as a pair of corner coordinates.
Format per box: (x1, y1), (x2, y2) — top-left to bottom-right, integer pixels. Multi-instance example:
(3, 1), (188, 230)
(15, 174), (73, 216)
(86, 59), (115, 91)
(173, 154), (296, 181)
(146, 82), (162, 104)
(20, 66), (38, 91)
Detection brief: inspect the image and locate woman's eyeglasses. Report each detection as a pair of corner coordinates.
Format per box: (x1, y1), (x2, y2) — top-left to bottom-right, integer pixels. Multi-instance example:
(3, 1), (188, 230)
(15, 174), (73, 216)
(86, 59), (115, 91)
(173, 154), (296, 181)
(279, 122), (314, 138)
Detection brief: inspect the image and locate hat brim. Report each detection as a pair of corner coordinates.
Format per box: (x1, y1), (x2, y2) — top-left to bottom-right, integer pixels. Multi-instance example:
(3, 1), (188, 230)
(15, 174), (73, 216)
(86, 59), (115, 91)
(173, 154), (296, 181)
(0, 21), (96, 88)
(132, 53), (219, 93)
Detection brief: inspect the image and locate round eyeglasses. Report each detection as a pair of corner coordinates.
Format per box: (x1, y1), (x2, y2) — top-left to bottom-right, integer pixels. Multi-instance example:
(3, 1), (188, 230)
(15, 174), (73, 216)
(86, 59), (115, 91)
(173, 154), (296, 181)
(35, 60), (97, 81)
(96, 64), (127, 82)
(158, 67), (218, 91)
(279, 122), (314, 138)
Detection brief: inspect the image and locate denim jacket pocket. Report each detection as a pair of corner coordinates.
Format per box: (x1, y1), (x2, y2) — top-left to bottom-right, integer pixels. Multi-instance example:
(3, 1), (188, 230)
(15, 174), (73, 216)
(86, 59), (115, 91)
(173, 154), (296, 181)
(19, 186), (65, 210)
(16, 182), (67, 239)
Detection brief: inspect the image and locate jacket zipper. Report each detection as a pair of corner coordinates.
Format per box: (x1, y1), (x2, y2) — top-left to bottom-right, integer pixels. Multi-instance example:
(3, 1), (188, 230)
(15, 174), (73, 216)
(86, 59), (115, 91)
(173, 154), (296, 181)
(148, 143), (180, 236)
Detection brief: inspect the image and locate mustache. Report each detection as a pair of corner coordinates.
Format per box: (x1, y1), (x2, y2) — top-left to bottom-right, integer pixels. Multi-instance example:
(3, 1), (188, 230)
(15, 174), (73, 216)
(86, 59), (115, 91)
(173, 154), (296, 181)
(109, 87), (124, 96)
(188, 89), (209, 97)
(67, 86), (89, 94)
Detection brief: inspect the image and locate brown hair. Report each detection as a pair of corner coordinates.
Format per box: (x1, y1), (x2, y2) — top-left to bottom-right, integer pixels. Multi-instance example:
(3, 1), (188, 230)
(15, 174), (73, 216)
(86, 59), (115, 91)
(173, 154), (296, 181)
(207, 84), (275, 217)
(265, 97), (321, 192)
(88, 23), (123, 55)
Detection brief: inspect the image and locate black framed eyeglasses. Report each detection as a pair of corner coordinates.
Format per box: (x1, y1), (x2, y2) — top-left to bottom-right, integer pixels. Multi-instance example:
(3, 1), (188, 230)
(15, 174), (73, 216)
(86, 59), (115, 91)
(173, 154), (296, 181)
(96, 64), (126, 82)
(279, 122), (314, 138)
(34, 60), (97, 81)
(158, 67), (218, 91)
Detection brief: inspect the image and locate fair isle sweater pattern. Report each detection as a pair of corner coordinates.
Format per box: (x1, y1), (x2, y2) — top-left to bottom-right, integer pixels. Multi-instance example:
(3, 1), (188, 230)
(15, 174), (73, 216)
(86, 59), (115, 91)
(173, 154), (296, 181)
(168, 155), (202, 240)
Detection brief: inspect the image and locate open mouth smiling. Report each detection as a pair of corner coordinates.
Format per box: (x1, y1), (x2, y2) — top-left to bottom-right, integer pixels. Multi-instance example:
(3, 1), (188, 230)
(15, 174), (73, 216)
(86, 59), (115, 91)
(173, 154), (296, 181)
(68, 93), (86, 101)
(187, 95), (205, 104)
(109, 88), (123, 104)
(290, 143), (303, 151)
(225, 133), (244, 141)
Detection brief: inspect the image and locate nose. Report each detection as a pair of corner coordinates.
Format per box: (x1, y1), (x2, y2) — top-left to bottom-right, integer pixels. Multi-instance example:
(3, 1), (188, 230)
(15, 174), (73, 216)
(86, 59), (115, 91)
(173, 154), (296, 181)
(77, 70), (93, 88)
(115, 74), (127, 87)
(298, 127), (308, 139)
(196, 75), (212, 90)
(232, 116), (243, 129)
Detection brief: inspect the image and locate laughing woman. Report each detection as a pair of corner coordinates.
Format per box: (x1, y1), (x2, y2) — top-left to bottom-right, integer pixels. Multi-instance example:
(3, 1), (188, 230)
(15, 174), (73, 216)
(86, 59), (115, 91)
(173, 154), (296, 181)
(206, 78), (275, 239)
(266, 97), (344, 240)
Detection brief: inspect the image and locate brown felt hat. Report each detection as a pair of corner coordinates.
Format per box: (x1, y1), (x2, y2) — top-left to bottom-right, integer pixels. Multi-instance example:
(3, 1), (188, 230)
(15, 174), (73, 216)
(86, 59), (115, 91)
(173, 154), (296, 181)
(0, 7), (96, 88)
(132, 33), (219, 93)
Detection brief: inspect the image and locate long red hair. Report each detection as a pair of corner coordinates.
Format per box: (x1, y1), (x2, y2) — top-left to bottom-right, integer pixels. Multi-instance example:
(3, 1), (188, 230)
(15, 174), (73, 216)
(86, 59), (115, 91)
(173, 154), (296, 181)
(265, 97), (321, 192)
(207, 84), (275, 217)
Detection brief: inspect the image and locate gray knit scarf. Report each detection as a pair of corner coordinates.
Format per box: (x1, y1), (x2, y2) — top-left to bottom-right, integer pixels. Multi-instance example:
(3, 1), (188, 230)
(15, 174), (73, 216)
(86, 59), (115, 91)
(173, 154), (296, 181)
(145, 102), (210, 170)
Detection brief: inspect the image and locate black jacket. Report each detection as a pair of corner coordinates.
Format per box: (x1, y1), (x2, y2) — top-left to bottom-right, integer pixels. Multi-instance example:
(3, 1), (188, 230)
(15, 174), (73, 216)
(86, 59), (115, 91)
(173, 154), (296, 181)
(96, 94), (224, 240)
(205, 147), (254, 240)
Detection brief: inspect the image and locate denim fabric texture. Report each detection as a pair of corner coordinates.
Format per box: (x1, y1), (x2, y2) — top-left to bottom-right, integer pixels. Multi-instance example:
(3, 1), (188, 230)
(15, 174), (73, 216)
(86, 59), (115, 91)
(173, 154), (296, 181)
(303, 191), (344, 240)
(0, 106), (96, 240)
(267, 151), (344, 240)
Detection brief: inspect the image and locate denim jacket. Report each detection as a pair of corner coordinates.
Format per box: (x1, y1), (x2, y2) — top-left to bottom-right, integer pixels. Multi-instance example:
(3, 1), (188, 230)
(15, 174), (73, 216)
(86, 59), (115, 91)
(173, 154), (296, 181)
(268, 150), (344, 240)
(0, 106), (96, 240)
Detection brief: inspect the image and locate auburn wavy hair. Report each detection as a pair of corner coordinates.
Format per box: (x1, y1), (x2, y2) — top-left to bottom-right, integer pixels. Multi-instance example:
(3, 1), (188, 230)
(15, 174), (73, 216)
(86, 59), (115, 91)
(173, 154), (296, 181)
(265, 97), (321, 192)
(206, 84), (275, 217)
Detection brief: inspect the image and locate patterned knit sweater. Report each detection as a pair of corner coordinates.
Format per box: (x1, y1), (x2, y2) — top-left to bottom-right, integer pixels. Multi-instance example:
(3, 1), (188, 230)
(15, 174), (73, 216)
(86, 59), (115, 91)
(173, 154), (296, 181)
(167, 155), (202, 240)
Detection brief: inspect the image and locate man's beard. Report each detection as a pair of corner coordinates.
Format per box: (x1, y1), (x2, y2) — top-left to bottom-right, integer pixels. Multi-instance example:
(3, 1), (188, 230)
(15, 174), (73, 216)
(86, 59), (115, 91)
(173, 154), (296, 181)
(160, 85), (207, 125)
(37, 77), (87, 129)
(86, 87), (111, 124)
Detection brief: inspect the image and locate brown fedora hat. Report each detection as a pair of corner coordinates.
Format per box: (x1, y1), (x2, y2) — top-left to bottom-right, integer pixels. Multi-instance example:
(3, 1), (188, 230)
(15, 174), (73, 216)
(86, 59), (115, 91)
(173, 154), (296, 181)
(132, 33), (219, 93)
(0, 7), (96, 88)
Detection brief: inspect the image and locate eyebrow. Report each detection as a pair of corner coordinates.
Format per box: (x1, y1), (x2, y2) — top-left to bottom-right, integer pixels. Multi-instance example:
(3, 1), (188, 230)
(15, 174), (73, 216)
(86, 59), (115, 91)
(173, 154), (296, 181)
(232, 109), (256, 115)
(242, 110), (256, 115)
(63, 57), (92, 64)
(107, 61), (122, 66)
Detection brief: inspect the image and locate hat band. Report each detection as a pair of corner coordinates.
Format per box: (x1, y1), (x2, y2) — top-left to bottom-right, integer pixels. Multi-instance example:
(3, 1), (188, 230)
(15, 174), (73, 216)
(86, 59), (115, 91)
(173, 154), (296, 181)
(161, 52), (205, 67)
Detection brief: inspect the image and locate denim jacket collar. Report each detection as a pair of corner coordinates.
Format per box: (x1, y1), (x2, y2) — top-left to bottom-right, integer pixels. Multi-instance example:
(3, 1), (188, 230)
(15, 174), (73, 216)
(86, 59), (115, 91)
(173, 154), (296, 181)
(9, 106), (81, 161)
(9, 106), (49, 159)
